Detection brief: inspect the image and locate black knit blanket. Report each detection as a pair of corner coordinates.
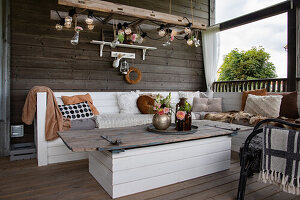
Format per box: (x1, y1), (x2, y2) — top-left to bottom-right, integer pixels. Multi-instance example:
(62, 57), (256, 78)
(259, 126), (300, 195)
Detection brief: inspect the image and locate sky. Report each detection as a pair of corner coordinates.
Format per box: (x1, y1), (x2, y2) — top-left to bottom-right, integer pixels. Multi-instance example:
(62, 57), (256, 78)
(215, 0), (287, 78)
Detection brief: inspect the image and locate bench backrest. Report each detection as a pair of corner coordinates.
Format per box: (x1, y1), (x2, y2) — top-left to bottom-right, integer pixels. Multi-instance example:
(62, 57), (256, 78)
(54, 91), (181, 114)
(214, 92), (300, 115)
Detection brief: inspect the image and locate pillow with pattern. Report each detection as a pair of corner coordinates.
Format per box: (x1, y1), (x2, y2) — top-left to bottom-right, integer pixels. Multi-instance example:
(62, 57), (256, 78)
(58, 101), (94, 120)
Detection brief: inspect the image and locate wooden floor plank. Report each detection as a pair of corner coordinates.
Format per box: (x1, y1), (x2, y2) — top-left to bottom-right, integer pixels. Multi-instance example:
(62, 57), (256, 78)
(211, 178), (269, 200)
(245, 184), (282, 200)
(0, 157), (299, 200)
(178, 173), (261, 200)
(120, 162), (241, 200)
(263, 191), (296, 200)
(148, 173), (241, 200)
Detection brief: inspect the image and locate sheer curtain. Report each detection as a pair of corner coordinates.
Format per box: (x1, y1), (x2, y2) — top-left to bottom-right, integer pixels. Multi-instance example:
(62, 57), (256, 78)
(201, 25), (220, 96)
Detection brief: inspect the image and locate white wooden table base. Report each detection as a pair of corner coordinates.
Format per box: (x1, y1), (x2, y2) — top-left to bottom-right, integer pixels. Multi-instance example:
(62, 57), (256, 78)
(89, 136), (231, 198)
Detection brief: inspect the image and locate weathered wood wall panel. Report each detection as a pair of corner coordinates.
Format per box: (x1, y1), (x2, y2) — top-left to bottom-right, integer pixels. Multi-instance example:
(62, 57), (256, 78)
(0, 0), (11, 156)
(11, 0), (209, 142)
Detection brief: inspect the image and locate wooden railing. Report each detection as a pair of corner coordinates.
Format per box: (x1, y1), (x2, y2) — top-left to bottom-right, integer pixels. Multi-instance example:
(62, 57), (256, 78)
(212, 78), (288, 92)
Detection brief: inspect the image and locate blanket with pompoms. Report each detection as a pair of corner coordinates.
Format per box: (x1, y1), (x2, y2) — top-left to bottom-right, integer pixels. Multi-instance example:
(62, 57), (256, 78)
(259, 126), (300, 195)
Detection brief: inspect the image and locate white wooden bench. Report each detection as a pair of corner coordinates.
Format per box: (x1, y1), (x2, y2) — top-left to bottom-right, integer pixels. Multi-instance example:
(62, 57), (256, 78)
(35, 91), (182, 166)
(214, 92), (300, 152)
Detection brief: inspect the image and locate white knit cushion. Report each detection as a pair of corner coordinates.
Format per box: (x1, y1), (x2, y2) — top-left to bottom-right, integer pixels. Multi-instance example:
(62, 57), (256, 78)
(95, 113), (153, 128)
(244, 94), (283, 118)
(117, 92), (140, 114)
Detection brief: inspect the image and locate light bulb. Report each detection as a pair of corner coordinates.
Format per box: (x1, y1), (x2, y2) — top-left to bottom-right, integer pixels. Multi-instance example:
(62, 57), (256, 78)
(71, 32), (79, 45)
(171, 30), (177, 36)
(131, 34), (137, 42)
(65, 16), (72, 23)
(85, 17), (93, 25)
(125, 27), (132, 35)
(87, 24), (94, 30)
(136, 35), (143, 44)
(118, 29), (124, 35)
(187, 38), (193, 46)
(55, 24), (63, 31)
(193, 38), (200, 47)
(64, 21), (72, 28)
(136, 33), (147, 44)
(184, 27), (191, 34)
(170, 35), (174, 41)
(158, 29), (166, 37)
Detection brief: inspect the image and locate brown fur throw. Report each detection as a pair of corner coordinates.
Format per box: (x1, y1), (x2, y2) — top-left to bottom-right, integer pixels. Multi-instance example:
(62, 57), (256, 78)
(204, 111), (300, 130)
(204, 112), (236, 123)
(204, 111), (262, 124)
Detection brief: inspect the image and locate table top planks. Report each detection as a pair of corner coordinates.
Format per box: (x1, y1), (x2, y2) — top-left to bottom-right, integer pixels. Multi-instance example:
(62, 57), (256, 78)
(57, 120), (253, 152)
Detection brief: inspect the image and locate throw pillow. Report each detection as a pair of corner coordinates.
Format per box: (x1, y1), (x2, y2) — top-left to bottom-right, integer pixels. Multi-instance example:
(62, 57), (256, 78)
(69, 118), (96, 130)
(244, 94), (283, 118)
(117, 92), (140, 114)
(61, 93), (99, 115)
(192, 97), (222, 112)
(178, 91), (200, 106)
(58, 101), (94, 120)
(271, 91), (299, 119)
(137, 95), (155, 114)
(241, 88), (267, 111)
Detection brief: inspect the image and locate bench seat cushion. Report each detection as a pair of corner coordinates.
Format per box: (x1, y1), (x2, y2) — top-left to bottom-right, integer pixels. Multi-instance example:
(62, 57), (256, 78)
(95, 113), (153, 129)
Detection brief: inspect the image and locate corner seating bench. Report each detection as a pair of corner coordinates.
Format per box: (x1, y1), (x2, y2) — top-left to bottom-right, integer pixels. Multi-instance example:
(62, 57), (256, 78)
(35, 91), (261, 167)
(37, 91), (276, 167)
(35, 91), (248, 198)
(35, 91), (266, 198)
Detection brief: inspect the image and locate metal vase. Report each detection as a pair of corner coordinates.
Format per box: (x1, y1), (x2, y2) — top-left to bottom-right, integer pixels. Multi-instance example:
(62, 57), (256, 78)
(152, 114), (171, 130)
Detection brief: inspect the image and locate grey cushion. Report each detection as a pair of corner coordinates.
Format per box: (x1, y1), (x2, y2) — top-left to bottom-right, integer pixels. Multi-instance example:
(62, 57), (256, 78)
(192, 97), (222, 112)
(69, 117), (96, 130)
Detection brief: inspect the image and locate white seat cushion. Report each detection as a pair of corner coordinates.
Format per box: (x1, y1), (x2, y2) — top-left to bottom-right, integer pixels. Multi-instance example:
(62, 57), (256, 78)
(95, 113), (153, 129)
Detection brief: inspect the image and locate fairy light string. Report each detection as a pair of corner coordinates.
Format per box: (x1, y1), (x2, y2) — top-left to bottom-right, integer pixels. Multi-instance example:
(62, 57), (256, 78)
(56, 4), (201, 45)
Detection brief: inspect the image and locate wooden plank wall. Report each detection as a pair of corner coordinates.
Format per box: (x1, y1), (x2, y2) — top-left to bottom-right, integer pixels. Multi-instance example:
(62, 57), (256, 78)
(297, 7), (300, 78)
(0, 0), (11, 156)
(10, 0), (209, 143)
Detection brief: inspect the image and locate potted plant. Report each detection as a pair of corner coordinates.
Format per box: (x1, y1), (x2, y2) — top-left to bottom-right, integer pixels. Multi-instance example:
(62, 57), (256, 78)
(152, 93), (172, 130)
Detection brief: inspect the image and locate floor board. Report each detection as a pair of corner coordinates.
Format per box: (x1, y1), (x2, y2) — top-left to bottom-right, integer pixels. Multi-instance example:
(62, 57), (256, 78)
(0, 156), (298, 200)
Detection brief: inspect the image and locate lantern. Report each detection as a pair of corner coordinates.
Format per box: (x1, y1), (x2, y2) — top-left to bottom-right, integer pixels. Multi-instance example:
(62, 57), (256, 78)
(120, 60), (130, 75)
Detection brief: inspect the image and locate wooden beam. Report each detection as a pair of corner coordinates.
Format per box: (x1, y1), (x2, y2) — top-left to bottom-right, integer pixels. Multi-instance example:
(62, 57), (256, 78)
(58, 0), (207, 30)
(287, 6), (297, 91)
(219, 1), (290, 31)
(0, 0), (11, 156)
(102, 13), (113, 24)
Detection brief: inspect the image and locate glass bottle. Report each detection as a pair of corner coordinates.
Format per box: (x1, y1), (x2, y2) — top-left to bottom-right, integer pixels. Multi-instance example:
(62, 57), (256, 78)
(175, 97), (187, 131)
(184, 112), (192, 131)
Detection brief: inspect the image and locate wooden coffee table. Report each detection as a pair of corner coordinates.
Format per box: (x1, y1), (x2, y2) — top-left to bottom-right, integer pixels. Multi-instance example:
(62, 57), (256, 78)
(58, 120), (251, 199)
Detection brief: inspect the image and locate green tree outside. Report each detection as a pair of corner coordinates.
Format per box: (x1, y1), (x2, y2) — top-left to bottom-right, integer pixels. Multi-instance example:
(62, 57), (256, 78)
(218, 47), (277, 81)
